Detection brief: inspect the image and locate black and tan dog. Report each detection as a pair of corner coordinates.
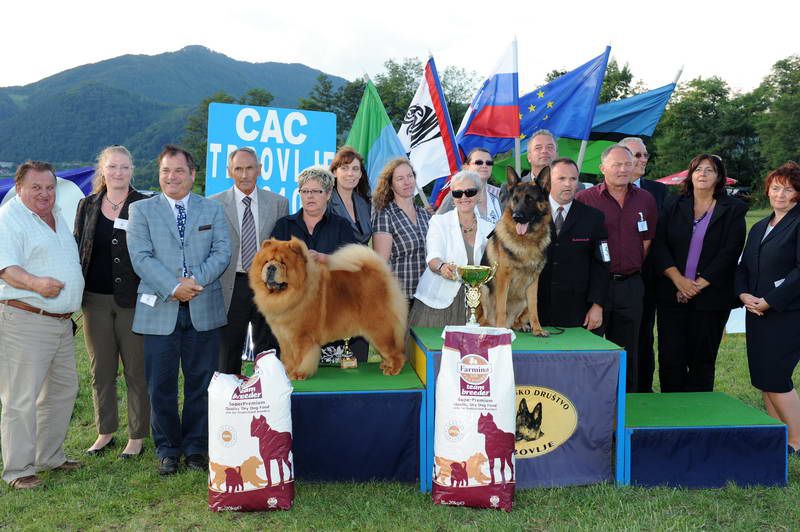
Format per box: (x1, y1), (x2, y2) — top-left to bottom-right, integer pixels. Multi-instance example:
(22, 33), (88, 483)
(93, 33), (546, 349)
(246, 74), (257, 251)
(479, 167), (551, 336)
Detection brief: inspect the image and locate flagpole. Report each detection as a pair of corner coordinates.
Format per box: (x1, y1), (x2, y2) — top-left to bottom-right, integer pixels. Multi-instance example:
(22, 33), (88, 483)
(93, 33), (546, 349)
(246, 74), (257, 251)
(416, 183), (432, 211)
(576, 139), (588, 173)
(513, 37), (521, 175)
(673, 66), (684, 85)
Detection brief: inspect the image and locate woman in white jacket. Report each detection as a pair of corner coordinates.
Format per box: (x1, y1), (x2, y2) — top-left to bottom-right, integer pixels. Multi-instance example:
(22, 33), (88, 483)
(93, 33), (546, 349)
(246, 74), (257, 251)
(409, 170), (493, 327)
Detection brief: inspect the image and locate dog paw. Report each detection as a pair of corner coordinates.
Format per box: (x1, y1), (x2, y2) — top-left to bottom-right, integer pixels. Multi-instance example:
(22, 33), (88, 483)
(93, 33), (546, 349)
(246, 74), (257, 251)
(380, 359), (404, 376)
(532, 328), (550, 337)
(515, 323), (532, 333)
(289, 371), (308, 381)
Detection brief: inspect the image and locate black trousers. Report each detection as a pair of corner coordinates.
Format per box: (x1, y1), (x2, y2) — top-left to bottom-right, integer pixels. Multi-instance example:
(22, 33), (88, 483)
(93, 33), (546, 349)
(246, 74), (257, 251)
(636, 284), (657, 393)
(218, 273), (278, 374)
(656, 305), (729, 393)
(597, 274), (644, 393)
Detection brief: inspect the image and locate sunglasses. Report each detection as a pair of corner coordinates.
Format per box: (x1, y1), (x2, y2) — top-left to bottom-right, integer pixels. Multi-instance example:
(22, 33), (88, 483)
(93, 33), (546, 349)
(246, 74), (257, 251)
(451, 188), (479, 199)
(471, 160), (494, 166)
(634, 152), (649, 159)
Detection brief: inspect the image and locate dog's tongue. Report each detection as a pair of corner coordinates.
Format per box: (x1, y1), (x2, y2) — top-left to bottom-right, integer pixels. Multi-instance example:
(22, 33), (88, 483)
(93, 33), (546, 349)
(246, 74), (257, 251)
(515, 222), (529, 235)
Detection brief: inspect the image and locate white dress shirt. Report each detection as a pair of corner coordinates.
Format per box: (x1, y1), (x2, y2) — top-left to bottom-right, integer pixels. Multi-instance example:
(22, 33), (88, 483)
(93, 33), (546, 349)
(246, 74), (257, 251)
(549, 195), (572, 221)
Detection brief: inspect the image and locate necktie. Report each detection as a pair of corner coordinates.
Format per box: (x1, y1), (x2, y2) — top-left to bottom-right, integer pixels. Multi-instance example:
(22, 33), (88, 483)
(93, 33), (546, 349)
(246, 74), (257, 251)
(241, 196), (257, 271)
(176, 201), (188, 276)
(554, 206), (565, 236)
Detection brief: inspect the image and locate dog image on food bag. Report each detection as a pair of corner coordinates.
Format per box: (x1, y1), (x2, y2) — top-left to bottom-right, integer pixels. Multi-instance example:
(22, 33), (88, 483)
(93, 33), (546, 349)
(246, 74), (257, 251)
(479, 167), (551, 336)
(249, 237), (407, 380)
(208, 350), (294, 512)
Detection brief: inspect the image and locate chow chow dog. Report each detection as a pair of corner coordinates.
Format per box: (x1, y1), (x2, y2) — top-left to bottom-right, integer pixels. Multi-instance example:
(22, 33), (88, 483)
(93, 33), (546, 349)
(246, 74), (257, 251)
(479, 167), (551, 336)
(250, 237), (407, 380)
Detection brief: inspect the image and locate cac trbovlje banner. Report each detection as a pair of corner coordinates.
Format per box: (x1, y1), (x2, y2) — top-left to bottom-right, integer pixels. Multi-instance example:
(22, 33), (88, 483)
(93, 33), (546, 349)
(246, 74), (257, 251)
(205, 103), (336, 212)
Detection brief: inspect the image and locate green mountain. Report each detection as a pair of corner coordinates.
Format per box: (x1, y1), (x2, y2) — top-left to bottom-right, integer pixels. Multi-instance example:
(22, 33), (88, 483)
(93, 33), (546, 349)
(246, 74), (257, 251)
(0, 45), (346, 167)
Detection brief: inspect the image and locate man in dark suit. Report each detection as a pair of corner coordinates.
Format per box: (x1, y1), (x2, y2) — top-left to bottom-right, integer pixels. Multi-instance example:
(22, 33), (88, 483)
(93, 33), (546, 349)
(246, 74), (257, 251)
(538, 157), (609, 330)
(620, 137), (668, 393)
(210, 147), (289, 374)
(127, 145), (231, 476)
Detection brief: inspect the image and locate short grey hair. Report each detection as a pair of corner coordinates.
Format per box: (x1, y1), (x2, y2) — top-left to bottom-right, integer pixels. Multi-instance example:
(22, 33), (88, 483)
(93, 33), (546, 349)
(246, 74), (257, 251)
(297, 166), (334, 192)
(450, 170), (483, 192)
(228, 146), (259, 164)
(528, 129), (557, 146)
(600, 144), (633, 164)
(618, 137), (646, 150)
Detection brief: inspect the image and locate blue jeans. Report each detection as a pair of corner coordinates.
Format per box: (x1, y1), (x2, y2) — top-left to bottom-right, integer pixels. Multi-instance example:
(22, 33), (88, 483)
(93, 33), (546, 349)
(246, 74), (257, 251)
(144, 306), (218, 459)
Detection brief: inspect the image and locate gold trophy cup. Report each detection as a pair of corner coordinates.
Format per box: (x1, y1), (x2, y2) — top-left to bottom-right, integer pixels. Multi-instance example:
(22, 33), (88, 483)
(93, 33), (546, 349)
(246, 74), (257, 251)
(457, 264), (497, 326)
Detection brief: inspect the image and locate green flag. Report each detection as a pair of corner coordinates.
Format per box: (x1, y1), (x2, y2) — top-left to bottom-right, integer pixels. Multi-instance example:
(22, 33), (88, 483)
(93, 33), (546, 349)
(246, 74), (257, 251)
(345, 79), (405, 188)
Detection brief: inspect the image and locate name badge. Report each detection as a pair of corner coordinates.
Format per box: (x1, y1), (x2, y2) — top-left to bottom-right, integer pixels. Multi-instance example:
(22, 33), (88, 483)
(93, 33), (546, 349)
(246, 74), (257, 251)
(140, 294), (157, 307)
(113, 218), (129, 230)
(775, 278), (785, 288)
(637, 212), (648, 233)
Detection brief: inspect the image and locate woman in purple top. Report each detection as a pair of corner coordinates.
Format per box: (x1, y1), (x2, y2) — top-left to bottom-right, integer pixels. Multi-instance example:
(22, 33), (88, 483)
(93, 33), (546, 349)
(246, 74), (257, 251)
(652, 154), (747, 392)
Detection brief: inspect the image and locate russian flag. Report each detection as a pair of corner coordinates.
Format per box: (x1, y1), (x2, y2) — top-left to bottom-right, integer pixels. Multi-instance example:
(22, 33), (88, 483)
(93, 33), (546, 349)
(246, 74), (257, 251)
(433, 43), (519, 206)
(456, 43), (520, 150)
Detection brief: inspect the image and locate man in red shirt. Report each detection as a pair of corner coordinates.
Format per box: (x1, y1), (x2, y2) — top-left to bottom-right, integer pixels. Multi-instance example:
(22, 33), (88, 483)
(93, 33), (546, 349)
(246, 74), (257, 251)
(576, 145), (658, 392)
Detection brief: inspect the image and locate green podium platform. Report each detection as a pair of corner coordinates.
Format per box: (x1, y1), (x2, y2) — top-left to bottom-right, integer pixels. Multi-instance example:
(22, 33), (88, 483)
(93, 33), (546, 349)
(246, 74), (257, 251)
(289, 363), (426, 489)
(623, 392), (787, 487)
(410, 326), (625, 490)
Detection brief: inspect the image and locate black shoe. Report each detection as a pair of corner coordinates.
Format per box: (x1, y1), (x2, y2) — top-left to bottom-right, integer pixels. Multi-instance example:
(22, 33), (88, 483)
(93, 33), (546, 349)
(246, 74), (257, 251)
(185, 454), (208, 471)
(86, 437), (116, 456)
(120, 447), (145, 460)
(158, 456), (179, 476)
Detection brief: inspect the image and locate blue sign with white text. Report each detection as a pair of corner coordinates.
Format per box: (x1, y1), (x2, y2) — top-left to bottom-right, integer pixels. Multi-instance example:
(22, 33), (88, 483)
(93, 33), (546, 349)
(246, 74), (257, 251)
(205, 103), (336, 212)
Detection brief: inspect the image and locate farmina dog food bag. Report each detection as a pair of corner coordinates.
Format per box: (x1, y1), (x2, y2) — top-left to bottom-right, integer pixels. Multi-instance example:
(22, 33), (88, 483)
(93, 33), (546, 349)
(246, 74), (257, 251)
(432, 326), (516, 511)
(208, 350), (294, 511)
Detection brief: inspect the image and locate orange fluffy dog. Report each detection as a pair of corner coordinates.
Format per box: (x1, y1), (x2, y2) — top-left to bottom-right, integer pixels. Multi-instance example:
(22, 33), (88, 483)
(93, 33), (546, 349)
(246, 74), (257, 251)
(250, 237), (407, 380)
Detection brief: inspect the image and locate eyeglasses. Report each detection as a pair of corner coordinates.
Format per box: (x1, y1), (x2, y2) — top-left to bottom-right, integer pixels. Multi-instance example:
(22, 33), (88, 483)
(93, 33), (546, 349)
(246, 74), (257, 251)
(694, 167), (717, 175)
(451, 188), (479, 199)
(471, 160), (494, 166)
(634, 152), (649, 160)
(299, 189), (326, 196)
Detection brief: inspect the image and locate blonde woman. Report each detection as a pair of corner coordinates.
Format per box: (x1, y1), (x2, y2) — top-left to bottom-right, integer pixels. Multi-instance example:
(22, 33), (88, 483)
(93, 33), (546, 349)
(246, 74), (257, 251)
(74, 145), (149, 458)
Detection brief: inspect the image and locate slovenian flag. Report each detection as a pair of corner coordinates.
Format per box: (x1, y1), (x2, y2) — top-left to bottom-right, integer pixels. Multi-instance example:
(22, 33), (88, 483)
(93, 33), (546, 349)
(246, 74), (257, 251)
(455, 42), (520, 156)
(397, 56), (462, 192)
(345, 79), (407, 189)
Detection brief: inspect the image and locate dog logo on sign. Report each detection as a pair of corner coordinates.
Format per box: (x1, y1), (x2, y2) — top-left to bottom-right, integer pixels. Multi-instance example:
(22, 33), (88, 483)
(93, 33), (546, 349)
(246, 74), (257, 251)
(514, 386), (578, 459)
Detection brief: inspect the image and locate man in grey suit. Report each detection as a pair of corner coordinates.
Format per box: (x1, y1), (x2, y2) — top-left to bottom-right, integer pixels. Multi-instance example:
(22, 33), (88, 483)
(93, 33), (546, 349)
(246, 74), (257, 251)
(210, 147), (289, 374)
(127, 145), (231, 475)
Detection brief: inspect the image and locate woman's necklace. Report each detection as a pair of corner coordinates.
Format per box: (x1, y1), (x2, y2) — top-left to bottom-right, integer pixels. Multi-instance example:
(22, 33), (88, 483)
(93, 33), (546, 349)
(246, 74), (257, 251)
(105, 191), (129, 211)
(460, 217), (477, 234)
(693, 198), (714, 224)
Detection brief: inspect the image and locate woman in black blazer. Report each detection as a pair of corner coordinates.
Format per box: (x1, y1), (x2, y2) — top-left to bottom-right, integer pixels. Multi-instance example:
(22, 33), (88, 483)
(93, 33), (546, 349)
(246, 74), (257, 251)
(74, 145), (149, 458)
(653, 155), (747, 392)
(329, 147), (372, 245)
(736, 162), (800, 453)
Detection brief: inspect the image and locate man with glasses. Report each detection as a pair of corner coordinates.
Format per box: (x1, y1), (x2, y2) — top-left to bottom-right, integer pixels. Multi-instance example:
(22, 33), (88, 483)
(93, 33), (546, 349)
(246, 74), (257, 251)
(210, 147), (289, 375)
(576, 145), (658, 393)
(127, 145), (231, 475)
(619, 137), (667, 393)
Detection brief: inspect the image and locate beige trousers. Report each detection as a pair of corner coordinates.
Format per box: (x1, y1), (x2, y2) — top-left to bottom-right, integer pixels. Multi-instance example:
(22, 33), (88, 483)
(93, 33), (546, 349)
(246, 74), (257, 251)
(0, 303), (78, 483)
(82, 292), (149, 438)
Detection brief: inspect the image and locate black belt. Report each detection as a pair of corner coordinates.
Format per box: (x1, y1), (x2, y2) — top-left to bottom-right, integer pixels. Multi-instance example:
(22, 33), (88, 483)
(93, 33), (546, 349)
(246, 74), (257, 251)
(236, 271), (249, 278)
(611, 272), (640, 281)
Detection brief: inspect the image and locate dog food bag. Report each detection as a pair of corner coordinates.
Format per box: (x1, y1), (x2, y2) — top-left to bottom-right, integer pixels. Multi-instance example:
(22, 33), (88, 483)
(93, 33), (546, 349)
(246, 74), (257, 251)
(432, 326), (516, 511)
(208, 350), (294, 511)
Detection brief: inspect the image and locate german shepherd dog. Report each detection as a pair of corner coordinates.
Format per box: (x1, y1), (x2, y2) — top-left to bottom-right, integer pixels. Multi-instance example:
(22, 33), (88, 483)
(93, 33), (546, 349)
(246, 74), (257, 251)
(479, 167), (551, 336)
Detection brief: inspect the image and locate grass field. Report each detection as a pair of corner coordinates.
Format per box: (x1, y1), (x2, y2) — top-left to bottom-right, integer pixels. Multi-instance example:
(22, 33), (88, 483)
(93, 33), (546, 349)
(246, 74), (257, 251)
(3, 207), (800, 530)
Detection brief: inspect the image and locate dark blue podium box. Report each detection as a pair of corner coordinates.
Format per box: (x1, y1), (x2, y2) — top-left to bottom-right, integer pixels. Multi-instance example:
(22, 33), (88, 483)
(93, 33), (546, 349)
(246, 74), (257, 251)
(289, 364), (425, 490)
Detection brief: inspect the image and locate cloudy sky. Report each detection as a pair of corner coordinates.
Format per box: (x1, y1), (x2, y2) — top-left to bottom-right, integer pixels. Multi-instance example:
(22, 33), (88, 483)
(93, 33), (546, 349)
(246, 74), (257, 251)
(5, 0), (797, 94)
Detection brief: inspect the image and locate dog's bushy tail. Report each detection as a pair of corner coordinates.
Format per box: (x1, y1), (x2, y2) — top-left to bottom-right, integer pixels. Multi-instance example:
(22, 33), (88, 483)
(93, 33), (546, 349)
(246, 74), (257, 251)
(327, 244), (381, 272)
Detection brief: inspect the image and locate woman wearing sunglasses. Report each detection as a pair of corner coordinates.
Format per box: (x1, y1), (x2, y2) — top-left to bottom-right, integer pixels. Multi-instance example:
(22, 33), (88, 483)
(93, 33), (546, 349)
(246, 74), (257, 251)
(438, 148), (503, 226)
(409, 170), (493, 328)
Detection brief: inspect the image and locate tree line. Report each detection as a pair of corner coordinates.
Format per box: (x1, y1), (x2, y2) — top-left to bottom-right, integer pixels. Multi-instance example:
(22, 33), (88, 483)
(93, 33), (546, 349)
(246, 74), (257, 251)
(175, 55), (800, 193)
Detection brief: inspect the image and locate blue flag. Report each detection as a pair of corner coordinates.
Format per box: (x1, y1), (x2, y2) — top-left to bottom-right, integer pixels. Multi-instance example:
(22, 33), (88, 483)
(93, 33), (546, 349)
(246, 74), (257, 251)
(590, 82), (676, 138)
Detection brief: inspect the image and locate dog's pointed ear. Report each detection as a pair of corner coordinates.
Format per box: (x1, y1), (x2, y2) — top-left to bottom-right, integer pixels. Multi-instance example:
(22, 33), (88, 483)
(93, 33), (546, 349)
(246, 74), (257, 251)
(506, 166), (520, 189)
(533, 402), (542, 420)
(536, 166), (551, 191)
(261, 239), (273, 249)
